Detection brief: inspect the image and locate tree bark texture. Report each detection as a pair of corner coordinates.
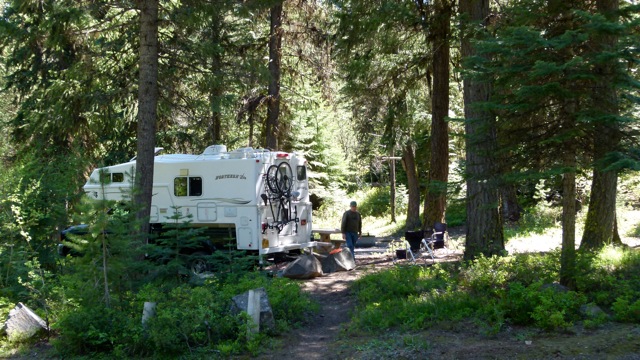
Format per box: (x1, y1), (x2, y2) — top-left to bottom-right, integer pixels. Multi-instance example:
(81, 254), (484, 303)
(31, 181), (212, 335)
(265, 2), (283, 150)
(460, 0), (505, 261)
(500, 184), (522, 222)
(423, 0), (452, 229)
(390, 147), (396, 223)
(134, 0), (159, 237)
(206, 10), (223, 145)
(560, 141), (577, 289)
(402, 143), (422, 230)
(580, 0), (621, 250)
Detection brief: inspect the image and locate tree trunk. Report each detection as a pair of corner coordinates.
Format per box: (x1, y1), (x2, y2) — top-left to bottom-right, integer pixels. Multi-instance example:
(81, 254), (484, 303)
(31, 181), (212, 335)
(501, 184), (522, 222)
(560, 140), (577, 289)
(207, 11), (223, 145)
(423, 0), (452, 228)
(581, 168), (618, 249)
(134, 0), (159, 238)
(580, 0), (621, 250)
(209, 87), (222, 144)
(390, 147), (396, 223)
(460, 0), (504, 261)
(265, 2), (283, 150)
(248, 115), (255, 148)
(402, 143), (422, 230)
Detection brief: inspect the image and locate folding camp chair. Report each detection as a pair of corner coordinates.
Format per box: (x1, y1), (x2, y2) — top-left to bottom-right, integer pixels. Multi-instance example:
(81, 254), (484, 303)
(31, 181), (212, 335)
(394, 231), (435, 265)
(429, 222), (450, 252)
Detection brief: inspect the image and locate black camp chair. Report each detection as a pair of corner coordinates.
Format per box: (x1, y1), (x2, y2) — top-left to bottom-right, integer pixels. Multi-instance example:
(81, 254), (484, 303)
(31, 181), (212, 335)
(396, 230), (435, 264)
(430, 222), (448, 249)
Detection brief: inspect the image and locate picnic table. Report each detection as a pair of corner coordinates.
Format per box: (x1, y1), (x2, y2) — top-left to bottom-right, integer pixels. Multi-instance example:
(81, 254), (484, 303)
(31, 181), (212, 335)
(312, 228), (345, 249)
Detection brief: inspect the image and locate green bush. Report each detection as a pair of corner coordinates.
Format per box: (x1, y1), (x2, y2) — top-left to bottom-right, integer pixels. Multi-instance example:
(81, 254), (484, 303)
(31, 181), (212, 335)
(218, 272), (318, 331)
(612, 296), (640, 323)
(503, 281), (586, 330)
(530, 286), (586, 331)
(53, 304), (140, 356)
(52, 271), (317, 358)
(575, 247), (640, 308)
(351, 264), (477, 331)
(350, 250), (623, 335)
(507, 252), (559, 285)
(459, 255), (510, 297)
(141, 284), (241, 357)
(357, 186), (407, 218)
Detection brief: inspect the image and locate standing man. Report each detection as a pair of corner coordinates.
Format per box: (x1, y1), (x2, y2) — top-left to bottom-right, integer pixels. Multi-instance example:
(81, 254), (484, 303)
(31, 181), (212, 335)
(341, 201), (362, 260)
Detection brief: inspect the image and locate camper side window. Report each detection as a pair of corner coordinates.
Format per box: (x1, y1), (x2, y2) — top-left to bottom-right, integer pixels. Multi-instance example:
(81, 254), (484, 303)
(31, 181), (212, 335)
(99, 172), (124, 184)
(112, 173), (124, 183)
(297, 166), (307, 180)
(174, 177), (203, 197)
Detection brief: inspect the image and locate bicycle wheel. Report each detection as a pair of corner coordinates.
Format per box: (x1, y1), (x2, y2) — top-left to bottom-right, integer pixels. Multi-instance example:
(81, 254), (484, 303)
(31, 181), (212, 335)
(266, 164), (279, 193)
(275, 162), (293, 194)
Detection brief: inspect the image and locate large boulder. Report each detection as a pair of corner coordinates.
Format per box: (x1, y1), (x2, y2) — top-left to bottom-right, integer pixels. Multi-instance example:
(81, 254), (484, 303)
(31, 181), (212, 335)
(231, 288), (276, 334)
(321, 248), (355, 273)
(282, 254), (323, 279)
(2, 303), (48, 341)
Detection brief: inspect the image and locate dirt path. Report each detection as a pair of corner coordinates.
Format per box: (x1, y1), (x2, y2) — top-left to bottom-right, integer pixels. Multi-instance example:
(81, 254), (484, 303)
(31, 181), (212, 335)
(255, 256), (381, 360)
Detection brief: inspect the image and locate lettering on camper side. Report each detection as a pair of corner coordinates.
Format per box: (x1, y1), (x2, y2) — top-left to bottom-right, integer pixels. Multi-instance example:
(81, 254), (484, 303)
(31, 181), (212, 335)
(214, 174), (247, 180)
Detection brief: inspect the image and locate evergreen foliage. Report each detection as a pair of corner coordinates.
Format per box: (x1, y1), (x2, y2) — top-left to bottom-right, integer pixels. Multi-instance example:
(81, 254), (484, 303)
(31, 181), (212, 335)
(0, 0), (639, 356)
(470, 0), (639, 201)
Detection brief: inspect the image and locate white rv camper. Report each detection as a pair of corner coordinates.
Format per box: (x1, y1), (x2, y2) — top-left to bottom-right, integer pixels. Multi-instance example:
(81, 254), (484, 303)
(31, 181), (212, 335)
(83, 145), (319, 255)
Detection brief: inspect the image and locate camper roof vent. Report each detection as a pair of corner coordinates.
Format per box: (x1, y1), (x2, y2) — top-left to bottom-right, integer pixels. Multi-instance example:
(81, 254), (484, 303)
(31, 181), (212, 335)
(230, 147), (255, 159)
(202, 145), (227, 155)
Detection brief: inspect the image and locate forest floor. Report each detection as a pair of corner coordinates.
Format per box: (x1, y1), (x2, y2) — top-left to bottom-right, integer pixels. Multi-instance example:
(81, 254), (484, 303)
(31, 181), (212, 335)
(250, 228), (640, 360)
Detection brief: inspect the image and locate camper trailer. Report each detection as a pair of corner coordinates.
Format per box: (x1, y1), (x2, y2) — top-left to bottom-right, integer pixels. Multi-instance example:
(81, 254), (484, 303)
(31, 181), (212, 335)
(83, 145), (319, 256)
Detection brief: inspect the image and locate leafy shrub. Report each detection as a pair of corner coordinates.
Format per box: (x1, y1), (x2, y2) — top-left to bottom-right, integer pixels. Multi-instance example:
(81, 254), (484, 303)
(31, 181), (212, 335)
(351, 264), (476, 331)
(503, 281), (587, 331)
(612, 296), (640, 323)
(351, 250), (608, 335)
(53, 304), (139, 356)
(575, 247), (640, 309)
(357, 186), (407, 218)
(459, 255), (510, 297)
(219, 272), (317, 331)
(53, 270), (316, 358)
(134, 273), (316, 358)
(507, 252), (559, 285)
(353, 266), (426, 304)
(141, 284), (240, 357)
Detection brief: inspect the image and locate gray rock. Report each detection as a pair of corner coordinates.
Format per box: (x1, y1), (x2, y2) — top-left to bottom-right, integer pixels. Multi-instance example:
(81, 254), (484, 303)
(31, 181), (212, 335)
(580, 303), (608, 319)
(282, 254), (323, 279)
(321, 248), (355, 273)
(231, 288), (275, 333)
(3, 303), (48, 341)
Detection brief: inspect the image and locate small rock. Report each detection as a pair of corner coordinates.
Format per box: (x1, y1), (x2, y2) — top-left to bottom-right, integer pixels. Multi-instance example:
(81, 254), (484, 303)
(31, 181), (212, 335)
(231, 288), (276, 334)
(580, 303), (608, 319)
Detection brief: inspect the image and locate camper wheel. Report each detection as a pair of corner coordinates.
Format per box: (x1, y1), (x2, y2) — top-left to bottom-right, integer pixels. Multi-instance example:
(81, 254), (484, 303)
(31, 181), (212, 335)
(189, 252), (210, 275)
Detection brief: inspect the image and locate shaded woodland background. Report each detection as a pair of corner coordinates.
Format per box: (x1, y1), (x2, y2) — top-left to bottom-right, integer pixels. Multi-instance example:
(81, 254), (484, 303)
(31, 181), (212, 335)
(0, 0), (639, 357)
